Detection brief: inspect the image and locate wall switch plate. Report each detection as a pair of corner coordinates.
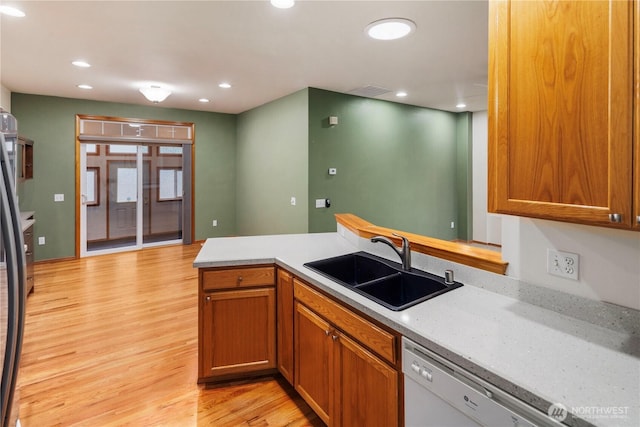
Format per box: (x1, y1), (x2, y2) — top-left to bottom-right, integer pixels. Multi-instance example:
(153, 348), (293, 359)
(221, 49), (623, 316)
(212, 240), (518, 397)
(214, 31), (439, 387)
(212, 220), (217, 227)
(54, 193), (64, 202)
(315, 199), (326, 208)
(290, 196), (296, 206)
(38, 236), (45, 245)
(450, 221), (455, 229)
(547, 249), (579, 280)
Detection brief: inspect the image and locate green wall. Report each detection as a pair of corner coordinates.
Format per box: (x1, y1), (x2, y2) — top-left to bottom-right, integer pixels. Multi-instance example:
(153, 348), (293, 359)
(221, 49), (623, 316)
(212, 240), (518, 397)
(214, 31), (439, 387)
(455, 112), (472, 240)
(308, 88), (469, 240)
(11, 89), (471, 261)
(11, 93), (237, 261)
(236, 89), (309, 235)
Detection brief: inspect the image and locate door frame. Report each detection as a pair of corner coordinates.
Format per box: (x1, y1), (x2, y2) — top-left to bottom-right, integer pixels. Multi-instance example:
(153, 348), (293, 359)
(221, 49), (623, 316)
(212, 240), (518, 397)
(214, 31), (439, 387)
(75, 115), (195, 258)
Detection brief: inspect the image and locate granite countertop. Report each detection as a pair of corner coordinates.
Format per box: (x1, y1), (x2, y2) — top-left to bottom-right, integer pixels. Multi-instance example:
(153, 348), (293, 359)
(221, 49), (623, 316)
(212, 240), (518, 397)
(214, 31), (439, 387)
(20, 210), (35, 232)
(194, 232), (640, 427)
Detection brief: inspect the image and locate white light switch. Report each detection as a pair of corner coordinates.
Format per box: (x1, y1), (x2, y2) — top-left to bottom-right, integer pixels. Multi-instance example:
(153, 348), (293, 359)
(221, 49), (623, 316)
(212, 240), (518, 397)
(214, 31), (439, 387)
(290, 196), (296, 206)
(38, 236), (45, 245)
(54, 194), (64, 202)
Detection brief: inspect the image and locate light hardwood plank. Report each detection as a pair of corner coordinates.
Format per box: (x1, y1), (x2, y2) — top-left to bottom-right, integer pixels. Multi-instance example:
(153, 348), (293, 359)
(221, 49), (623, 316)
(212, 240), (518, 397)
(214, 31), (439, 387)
(18, 244), (323, 426)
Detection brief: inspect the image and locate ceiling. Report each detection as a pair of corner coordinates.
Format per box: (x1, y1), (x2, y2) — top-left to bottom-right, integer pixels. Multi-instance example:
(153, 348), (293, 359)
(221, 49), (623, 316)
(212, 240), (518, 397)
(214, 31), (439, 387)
(0, 0), (489, 115)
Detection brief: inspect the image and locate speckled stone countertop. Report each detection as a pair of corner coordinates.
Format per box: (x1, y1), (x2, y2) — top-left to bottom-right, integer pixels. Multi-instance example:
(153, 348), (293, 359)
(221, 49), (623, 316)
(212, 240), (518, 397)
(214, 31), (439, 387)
(194, 231), (640, 427)
(20, 210), (35, 232)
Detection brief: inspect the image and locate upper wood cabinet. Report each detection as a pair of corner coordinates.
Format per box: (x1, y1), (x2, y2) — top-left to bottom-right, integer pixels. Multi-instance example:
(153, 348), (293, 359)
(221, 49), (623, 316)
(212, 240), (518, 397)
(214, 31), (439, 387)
(635, 0), (640, 230)
(488, 0), (639, 230)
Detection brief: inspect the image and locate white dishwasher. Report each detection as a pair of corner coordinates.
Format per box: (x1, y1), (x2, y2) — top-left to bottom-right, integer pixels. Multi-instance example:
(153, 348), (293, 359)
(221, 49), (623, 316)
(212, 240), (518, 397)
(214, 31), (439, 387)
(402, 337), (561, 427)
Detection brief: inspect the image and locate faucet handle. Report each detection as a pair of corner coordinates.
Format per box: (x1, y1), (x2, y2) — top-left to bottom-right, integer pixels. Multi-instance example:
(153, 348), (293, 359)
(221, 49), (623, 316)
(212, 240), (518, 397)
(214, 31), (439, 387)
(392, 233), (410, 248)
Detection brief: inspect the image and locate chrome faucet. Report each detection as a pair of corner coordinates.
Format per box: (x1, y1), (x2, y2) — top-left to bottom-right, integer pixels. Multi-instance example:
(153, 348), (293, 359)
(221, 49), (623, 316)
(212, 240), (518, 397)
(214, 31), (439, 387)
(371, 233), (411, 271)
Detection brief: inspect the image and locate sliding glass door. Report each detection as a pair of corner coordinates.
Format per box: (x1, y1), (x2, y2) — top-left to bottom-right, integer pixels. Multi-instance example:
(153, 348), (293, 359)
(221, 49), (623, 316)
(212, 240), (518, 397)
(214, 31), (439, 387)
(79, 142), (184, 256)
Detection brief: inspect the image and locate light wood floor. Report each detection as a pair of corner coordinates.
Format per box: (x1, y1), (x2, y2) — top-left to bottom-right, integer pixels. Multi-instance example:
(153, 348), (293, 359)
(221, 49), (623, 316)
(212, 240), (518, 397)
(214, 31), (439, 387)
(18, 244), (323, 426)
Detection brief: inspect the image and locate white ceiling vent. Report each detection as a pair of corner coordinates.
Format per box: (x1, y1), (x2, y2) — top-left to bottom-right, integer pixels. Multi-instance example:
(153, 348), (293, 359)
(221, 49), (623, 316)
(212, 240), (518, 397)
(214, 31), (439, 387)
(347, 85), (391, 98)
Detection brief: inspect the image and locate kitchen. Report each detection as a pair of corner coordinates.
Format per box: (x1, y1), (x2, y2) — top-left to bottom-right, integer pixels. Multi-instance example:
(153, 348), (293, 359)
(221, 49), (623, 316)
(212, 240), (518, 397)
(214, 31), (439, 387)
(1, 1), (639, 426)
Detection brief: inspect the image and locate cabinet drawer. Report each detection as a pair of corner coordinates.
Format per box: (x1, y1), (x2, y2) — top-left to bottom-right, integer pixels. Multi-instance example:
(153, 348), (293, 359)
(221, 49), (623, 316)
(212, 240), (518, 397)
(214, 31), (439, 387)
(202, 266), (275, 290)
(294, 279), (397, 365)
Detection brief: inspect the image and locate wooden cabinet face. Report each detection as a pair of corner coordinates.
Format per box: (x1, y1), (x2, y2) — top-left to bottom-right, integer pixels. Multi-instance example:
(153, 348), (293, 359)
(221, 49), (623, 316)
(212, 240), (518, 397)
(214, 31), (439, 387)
(200, 288), (275, 379)
(294, 302), (332, 425)
(276, 268), (295, 384)
(634, 0), (640, 230)
(489, 0), (635, 228)
(334, 332), (399, 427)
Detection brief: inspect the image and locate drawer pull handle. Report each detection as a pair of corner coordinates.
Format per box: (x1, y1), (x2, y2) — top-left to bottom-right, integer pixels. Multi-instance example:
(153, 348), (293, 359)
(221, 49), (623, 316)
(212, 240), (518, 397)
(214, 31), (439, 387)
(608, 213), (622, 223)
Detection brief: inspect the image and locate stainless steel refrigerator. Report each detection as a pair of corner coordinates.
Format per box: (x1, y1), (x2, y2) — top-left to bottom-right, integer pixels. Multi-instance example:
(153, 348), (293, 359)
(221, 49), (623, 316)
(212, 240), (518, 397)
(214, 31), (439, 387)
(0, 110), (26, 427)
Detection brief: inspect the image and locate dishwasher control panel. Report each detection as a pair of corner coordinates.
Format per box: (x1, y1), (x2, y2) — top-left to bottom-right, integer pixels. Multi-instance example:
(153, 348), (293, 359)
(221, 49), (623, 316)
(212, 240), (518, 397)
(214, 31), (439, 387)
(402, 338), (556, 427)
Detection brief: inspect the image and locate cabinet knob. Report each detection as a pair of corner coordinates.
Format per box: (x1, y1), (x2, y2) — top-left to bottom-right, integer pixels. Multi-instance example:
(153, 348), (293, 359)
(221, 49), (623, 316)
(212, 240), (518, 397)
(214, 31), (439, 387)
(636, 215), (640, 225)
(608, 213), (623, 223)
(325, 329), (331, 336)
(205, 296), (211, 302)
(237, 276), (243, 282)
(331, 334), (339, 341)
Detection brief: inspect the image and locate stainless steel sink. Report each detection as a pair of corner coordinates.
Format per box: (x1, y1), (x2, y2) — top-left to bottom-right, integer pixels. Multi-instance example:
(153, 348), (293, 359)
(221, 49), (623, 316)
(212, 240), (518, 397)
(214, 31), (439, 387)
(304, 252), (462, 311)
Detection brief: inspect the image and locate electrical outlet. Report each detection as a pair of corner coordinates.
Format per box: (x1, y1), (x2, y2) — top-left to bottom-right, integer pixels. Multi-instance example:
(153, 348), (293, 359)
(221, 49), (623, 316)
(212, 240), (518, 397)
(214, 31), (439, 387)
(54, 193), (64, 202)
(547, 249), (579, 280)
(38, 236), (45, 245)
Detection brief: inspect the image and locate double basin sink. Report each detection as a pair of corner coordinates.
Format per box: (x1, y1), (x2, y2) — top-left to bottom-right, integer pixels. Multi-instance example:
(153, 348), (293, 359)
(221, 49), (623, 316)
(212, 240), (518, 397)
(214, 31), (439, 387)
(304, 251), (462, 311)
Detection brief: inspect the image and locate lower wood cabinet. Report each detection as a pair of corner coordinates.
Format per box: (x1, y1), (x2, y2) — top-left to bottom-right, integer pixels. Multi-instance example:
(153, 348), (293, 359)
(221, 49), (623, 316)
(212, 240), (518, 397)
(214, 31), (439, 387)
(198, 266), (276, 382)
(276, 268), (295, 384)
(294, 280), (400, 427)
(197, 264), (401, 426)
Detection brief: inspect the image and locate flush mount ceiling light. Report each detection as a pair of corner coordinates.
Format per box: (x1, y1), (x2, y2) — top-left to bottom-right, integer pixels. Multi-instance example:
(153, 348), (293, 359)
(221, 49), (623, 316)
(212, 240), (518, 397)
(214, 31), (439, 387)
(77, 84), (93, 90)
(0, 6), (26, 17)
(198, 98), (210, 103)
(456, 103), (467, 109)
(396, 91), (408, 98)
(218, 82), (232, 89)
(270, 0), (294, 9)
(72, 60), (91, 68)
(139, 85), (171, 103)
(366, 18), (416, 41)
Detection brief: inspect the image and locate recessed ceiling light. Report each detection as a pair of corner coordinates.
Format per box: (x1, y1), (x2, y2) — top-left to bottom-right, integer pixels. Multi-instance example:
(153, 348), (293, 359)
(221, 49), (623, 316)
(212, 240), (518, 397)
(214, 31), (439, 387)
(366, 18), (416, 41)
(0, 6), (25, 17)
(456, 103), (467, 109)
(199, 98), (210, 103)
(72, 60), (91, 68)
(396, 91), (408, 98)
(218, 83), (232, 89)
(77, 84), (93, 90)
(270, 0), (294, 9)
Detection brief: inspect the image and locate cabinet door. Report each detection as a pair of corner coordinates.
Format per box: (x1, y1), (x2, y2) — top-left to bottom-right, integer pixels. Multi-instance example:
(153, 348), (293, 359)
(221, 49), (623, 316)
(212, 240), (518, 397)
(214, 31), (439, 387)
(333, 332), (399, 427)
(200, 287), (275, 379)
(294, 302), (332, 425)
(489, 0), (634, 228)
(276, 268), (295, 384)
(634, 0), (640, 230)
